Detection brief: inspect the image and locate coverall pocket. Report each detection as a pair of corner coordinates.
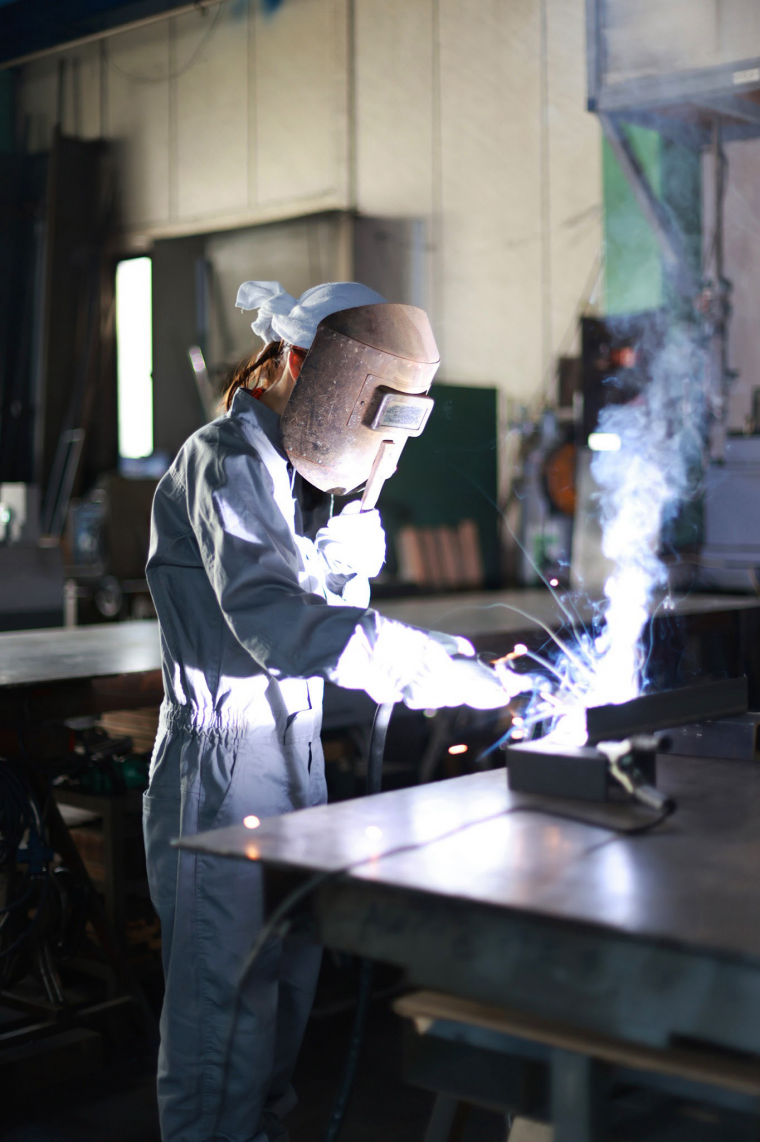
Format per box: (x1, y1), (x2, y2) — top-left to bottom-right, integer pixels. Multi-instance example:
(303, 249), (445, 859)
(142, 791), (181, 915)
(201, 735), (244, 831)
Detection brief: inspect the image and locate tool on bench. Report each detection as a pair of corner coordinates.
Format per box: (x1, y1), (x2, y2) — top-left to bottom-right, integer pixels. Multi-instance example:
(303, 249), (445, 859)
(507, 676), (748, 806)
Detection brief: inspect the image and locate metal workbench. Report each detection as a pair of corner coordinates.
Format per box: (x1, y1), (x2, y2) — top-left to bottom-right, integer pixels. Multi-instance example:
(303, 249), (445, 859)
(181, 754), (760, 1137)
(0, 589), (757, 690)
(0, 619), (164, 719)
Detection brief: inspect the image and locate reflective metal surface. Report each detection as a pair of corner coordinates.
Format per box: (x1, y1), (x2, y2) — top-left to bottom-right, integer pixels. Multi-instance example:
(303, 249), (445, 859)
(0, 620), (161, 687)
(182, 755), (760, 961)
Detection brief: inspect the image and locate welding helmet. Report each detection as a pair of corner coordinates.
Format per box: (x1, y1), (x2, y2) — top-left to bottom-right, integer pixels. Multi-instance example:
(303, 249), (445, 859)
(281, 303), (440, 496)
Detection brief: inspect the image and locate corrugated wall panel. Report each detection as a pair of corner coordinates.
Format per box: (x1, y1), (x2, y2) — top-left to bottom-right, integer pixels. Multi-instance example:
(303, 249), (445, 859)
(437, 0), (543, 394)
(18, 0), (351, 238)
(254, 0), (349, 207)
(106, 21), (172, 228)
(175, 4), (250, 220)
(353, 0), (601, 403)
(354, 0), (434, 218)
(546, 0), (602, 367)
(16, 0), (601, 404)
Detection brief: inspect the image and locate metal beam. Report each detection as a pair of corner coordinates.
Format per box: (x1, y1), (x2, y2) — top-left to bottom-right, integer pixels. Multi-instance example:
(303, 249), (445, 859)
(585, 676), (748, 744)
(599, 112), (699, 299)
(696, 94), (760, 129)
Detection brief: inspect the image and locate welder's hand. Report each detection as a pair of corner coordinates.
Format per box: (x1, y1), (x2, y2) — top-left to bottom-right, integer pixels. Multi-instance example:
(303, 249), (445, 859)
(425, 630), (478, 657)
(424, 631), (535, 704)
(329, 615), (533, 709)
(316, 501), (386, 579)
(402, 642), (513, 711)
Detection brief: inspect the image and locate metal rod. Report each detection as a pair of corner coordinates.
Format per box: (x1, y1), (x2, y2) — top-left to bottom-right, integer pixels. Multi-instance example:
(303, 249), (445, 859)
(586, 676), (748, 744)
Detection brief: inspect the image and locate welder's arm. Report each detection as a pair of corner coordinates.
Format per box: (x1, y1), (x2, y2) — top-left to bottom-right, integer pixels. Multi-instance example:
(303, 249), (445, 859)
(186, 438), (528, 706)
(186, 441), (370, 680)
(329, 617), (533, 709)
(314, 502), (386, 608)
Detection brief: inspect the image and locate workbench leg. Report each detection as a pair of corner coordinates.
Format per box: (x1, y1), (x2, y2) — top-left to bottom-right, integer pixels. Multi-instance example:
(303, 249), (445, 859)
(40, 782), (157, 1039)
(423, 1095), (469, 1142)
(550, 1049), (605, 1142)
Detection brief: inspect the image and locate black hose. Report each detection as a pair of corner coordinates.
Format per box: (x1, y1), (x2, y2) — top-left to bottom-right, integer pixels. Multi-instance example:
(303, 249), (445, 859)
(366, 701), (394, 796)
(320, 701), (395, 1142)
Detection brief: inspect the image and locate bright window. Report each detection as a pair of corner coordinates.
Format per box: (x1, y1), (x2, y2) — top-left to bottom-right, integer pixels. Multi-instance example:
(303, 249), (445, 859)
(115, 257), (153, 459)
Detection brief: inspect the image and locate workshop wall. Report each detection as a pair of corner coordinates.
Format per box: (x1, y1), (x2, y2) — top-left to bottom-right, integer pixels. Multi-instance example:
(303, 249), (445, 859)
(353, 0), (602, 398)
(704, 138), (760, 432)
(18, 0), (351, 234)
(15, 0), (602, 405)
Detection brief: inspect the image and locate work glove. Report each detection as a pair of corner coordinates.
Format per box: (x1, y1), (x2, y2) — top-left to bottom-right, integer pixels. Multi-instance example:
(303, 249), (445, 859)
(329, 617), (532, 710)
(315, 501), (386, 580)
(400, 632), (530, 710)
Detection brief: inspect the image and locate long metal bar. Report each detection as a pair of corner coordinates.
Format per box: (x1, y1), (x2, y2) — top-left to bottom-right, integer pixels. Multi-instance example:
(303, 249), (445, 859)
(598, 113), (699, 300)
(592, 58), (760, 115)
(697, 94), (760, 129)
(584, 0), (602, 111)
(585, 676), (748, 744)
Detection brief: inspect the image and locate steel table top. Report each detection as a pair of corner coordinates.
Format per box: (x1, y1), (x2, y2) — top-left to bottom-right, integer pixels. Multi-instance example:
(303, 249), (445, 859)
(377, 589), (760, 641)
(180, 754), (760, 964)
(0, 592), (755, 688)
(180, 755), (760, 1054)
(0, 621), (162, 689)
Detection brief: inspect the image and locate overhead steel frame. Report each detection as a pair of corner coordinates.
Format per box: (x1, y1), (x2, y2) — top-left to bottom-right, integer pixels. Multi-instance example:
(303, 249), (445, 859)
(586, 0), (760, 455)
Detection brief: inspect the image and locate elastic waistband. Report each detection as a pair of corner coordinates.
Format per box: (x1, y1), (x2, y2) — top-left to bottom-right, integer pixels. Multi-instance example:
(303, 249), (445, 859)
(159, 700), (249, 740)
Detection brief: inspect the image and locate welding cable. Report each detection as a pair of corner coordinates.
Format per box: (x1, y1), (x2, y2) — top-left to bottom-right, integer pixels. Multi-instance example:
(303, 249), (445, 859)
(510, 799), (677, 840)
(365, 702), (394, 797)
(0, 761), (34, 867)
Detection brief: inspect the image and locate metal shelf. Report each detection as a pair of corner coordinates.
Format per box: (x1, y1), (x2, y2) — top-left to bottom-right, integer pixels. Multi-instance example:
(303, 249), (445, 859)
(587, 0), (760, 144)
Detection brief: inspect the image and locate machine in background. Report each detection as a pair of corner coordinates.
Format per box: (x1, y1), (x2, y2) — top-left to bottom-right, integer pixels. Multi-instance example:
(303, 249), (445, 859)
(66, 475), (157, 623)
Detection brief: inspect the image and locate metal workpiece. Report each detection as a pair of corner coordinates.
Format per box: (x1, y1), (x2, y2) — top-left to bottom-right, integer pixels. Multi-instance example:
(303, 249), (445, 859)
(507, 741), (611, 802)
(667, 713), (760, 761)
(585, 676), (748, 744)
(506, 739), (658, 804)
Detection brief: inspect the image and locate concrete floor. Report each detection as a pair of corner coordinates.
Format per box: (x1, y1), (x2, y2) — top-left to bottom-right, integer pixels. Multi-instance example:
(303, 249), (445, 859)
(2, 960), (755, 1142)
(1, 961), (508, 1142)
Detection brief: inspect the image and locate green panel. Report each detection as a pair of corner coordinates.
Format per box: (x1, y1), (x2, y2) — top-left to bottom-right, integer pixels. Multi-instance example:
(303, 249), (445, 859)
(377, 383), (500, 587)
(662, 136), (702, 314)
(603, 125), (662, 315)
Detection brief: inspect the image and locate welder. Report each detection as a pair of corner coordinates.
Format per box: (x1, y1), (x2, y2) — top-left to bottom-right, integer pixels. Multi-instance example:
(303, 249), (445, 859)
(143, 280), (529, 1142)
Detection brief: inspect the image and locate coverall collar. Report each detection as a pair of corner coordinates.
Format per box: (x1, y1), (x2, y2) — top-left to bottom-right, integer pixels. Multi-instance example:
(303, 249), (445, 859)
(229, 387), (287, 460)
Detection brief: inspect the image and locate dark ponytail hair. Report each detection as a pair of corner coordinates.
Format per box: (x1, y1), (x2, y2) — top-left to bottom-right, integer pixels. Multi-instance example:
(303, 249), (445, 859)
(222, 340), (285, 411)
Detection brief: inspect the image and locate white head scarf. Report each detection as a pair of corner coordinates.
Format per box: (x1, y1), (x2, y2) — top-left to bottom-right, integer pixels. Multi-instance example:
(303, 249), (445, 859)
(235, 280), (386, 349)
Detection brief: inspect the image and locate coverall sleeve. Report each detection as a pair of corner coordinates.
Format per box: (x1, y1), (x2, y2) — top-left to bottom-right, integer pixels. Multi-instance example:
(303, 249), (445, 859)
(183, 432), (370, 680)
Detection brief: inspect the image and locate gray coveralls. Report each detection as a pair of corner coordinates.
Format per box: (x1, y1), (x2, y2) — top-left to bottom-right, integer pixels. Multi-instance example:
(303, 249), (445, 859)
(144, 390), (368, 1141)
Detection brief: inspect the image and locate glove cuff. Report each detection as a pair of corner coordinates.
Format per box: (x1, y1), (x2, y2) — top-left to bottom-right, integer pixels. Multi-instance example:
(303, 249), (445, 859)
(327, 614), (432, 703)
